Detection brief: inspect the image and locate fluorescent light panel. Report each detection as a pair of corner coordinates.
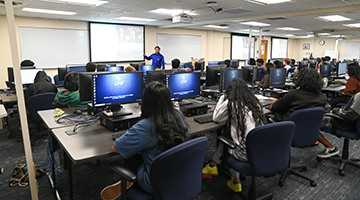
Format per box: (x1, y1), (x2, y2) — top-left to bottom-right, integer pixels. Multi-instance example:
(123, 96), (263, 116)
(239, 29), (259, 32)
(41, 0), (108, 6)
(116, 17), (156, 22)
(22, 7), (76, 15)
(283, 34), (295, 37)
(204, 25), (228, 29)
(276, 27), (300, 31)
(240, 21), (270, 26)
(318, 33), (330, 36)
(344, 23), (360, 28)
(149, 8), (197, 16)
(245, 0), (292, 5)
(317, 15), (351, 22)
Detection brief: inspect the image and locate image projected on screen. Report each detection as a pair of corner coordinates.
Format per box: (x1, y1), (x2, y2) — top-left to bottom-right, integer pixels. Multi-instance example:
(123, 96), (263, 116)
(231, 34), (255, 60)
(21, 69), (44, 85)
(93, 72), (143, 106)
(271, 38), (288, 59)
(166, 72), (200, 100)
(220, 69), (243, 92)
(90, 22), (144, 63)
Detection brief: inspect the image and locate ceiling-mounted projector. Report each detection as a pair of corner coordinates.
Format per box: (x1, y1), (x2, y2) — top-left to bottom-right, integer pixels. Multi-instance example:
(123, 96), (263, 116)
(172, 13), (194, 23)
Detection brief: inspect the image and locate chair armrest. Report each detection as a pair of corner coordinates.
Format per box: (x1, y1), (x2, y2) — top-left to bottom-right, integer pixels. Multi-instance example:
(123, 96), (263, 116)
(110, 163), (137, 182)
(218, 135), (237, 149)
(324, 113), (346, 121)
(341, 93), (353, 97)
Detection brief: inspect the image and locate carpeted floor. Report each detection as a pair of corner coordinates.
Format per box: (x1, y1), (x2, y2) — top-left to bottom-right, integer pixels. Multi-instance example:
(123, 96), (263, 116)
(1, 112), (360, 200)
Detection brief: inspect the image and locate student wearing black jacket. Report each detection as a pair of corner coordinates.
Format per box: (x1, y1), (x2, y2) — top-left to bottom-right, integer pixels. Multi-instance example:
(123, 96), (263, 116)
(25, 71), (57, 101)
(270, 68), (327, 122)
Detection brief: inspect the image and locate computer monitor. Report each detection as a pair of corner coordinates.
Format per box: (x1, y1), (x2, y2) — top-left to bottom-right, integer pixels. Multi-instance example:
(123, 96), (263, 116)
(58, 67), (67, 81)
(219, 68), (243, 92)
(166, 72), (200, 100)
(230, 60), (239, 68)
(269, 68), (286, 88)
(130, 62), (145, 71)
(146, 70), (166, 84)
(298, 61), (309, 71)
(308, 60), (317, 69)
(205, 65), (225, 87)
(79, 72), (94, 102)
(242, 66), (258, 86)
(67, 66), (87, 73)
(92, 72), (143, 106)
(195, 61), (205, 71)
(320, 64), (331, 77)
(140, 65), (156, 76)
(20, 69), (44, 85)
(7, 67), (14, 82)
(208, 61), (219, 66)
(337, 62), (347, 76)
(96, 63), (117, 72)
(105, 66), (124, 72)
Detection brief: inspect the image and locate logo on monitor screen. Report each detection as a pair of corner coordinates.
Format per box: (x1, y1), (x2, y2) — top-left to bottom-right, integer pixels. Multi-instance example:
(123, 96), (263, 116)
(115, 76), (124, 86)
(181, 75), (187, 84)
(276, 70), (281, 77)
(231, 71), (236, 79)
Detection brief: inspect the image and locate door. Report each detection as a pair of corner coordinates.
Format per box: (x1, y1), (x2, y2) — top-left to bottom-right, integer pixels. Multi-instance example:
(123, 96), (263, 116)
(261, 40), (267, 63)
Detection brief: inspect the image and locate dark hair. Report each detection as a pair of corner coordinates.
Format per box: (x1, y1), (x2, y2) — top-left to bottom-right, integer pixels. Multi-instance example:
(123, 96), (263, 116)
(273, 60), (280, 67)
(256, 59), (264, 65)
(249, 58), (256, 65)
(294, 68), (322, 93)
(265, 63), (273, 74)
(86, 62), (97, 72)
(21, 59), (34, 67)
(63, 72), (79, 91)
(154, 46), (161, 50)
(225, 79), (267, 145)
(171, 58), (180, 69)
(141, 82), (189, 151)
(324, 56), (331, 61)
(347, 63), (360, 80)
(224, 59), (231, 67)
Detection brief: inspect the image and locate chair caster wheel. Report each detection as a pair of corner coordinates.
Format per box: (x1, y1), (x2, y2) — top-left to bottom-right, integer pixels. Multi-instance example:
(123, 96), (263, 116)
(278, 181), (284, 187)
(310, 181), (317, 187)
(338, 169), (345, 176)
(316, 157), (322, 163)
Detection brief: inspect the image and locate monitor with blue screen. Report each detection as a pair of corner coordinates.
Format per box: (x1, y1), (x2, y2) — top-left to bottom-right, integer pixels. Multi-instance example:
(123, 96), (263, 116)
(337, 63), (347, 76)
(140, 65), (156, 76)
(106, 66), (124, 72)
(320, 64), (331, 77)
(166, 72), (200, 100)
(67, 66), (87, 73)
(269, 68), (286, 88)
(20, 69), (44, 85)
(92, 72), (143, 106)
(230, 60), (239, 68)
(220, 68), (243, 92)
(208, 62), (219, 66)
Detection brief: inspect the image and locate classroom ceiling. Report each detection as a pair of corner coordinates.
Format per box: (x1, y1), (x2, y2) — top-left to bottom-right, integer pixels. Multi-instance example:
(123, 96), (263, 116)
(1, 0), (360, 38)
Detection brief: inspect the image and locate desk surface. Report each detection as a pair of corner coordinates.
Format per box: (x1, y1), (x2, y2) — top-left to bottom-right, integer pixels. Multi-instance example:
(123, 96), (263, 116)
(0, 105), (7, 118)
(285, 82), (345, 92)
(0, 93), (17, 104)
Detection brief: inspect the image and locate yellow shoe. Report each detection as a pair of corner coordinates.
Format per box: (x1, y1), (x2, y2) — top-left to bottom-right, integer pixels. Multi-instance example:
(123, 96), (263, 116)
(202, 163), (219, 179)
(227, 178), (242, 192)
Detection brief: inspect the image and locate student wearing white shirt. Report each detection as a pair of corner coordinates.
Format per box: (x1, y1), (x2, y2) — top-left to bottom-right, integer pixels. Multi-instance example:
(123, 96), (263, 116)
(283, 58), (292, 72)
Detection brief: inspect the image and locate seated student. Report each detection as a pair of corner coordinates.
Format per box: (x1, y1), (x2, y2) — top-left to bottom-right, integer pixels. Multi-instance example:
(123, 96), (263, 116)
(124, 66), (136, 72)
(20, 59), (35, 69)
(171, 58), (192, 72)
(25, 71), (57, 101)
(257, 64), (272, 88)
(256, 58), (265, 81)
(273, 60), (280, 68)
(85, 62), (97, 72)
(54, 72), (90, 107)
(248, 58), (256, 65)
(329, 63), (360, 108)
(101, 82), (189, 199)
(202, 79), (267, 192)
(317, 57), (331, 71)
(317, 92), (360, 158)
(224, 59), (231, 68)
(270, 68), (327, 122)
(283, 58), (292, 72)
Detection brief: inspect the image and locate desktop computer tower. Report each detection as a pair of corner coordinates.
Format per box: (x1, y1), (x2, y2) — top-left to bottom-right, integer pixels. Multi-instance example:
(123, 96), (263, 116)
(100, 113), (141, 131)
(180, 103), (208, 117)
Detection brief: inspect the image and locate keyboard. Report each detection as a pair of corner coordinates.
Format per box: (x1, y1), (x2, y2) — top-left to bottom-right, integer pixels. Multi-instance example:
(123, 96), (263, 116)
(194, 115), (213, 124)
(327, 84), (341, 88)
(111, 132), (125, 140)
(259, 99), (275, 107)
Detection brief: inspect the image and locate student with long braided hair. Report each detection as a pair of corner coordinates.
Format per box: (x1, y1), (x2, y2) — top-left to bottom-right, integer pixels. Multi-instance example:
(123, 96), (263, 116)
(202, 79), (267, 192)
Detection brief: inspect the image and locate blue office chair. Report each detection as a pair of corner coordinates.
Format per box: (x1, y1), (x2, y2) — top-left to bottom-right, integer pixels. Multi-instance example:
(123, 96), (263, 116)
(110, 137), (208, 200)
(279, 107), (325, 187)
(53, 74), (63, 86)
(219, 121), (295, 200)
(47, 76), (52, 83)
(291, 59), (296, 67)
(317, 114), (360, 176)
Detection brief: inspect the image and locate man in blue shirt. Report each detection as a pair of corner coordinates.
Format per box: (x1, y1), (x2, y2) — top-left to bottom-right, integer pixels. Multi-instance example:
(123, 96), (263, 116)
(256, 58), (265, 81)
(144, 46), (165, 69)
(171, 58), (193, 72)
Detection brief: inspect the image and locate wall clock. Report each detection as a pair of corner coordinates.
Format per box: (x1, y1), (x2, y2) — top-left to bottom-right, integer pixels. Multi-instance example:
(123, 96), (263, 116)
(319, 40), (325, 46)
(303, 43), (310, 50)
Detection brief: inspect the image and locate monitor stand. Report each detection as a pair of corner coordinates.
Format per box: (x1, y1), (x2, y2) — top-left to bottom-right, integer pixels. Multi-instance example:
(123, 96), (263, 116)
(178, 100), (193, 106)
(107, 104), (132, 117)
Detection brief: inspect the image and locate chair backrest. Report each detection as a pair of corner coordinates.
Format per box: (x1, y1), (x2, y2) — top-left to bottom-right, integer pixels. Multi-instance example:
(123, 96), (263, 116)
(246, 121), (295, 176)
(150, 137), (208, 200)
(53, 74), (63, 86)
(27, 92), (57, 122)
(47, 76), (52, 83)
(288, 107), (325, 147)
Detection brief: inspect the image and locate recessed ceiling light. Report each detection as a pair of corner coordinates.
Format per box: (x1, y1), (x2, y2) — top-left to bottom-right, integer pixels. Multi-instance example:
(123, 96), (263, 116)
(239, 29), (259, 32)
(318, 33), (331, 36)
(22, 7), (76, 15)
(149, 8), (197, 16)
(276, 27), (300, 31)
(240, 21), (271, 26)
(204, 25), (228, 29)
(41, 0), (108, 6)
(317, 15), (351, 22)
(283, 34), (295, 37)
(116, 17), (156, 22)
(343, 23), (360, 28)
(245, 0), (293, 5)
(328, 35), (342, 37)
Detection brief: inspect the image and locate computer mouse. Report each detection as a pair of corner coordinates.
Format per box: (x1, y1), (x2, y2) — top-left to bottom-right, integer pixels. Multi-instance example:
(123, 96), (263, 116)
(73, 109), (82, 115)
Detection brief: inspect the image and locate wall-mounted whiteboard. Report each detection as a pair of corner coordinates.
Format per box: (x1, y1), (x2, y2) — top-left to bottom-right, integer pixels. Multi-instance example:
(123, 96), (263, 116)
(157, 34), (201, 63)
(324, 49), (339, 60)
(20, 27), (89, 68)
(344, 42), (360, 60)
